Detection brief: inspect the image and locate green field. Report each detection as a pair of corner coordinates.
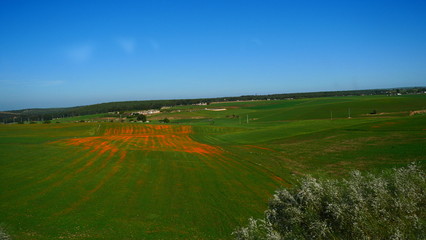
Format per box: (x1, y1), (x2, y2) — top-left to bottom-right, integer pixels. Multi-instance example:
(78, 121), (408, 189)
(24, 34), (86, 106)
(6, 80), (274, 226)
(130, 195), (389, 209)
(1, 95), (425, 239)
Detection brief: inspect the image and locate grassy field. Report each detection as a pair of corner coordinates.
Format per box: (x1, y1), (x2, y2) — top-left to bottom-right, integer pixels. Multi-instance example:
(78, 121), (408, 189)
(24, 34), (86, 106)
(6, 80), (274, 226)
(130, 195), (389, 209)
(0, 95), (425, 239)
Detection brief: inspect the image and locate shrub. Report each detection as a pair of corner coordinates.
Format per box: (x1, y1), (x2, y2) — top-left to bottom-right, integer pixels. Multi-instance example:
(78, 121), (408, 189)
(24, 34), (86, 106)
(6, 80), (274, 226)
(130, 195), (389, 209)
(137, 114), (147, 122)
(0, 225), (11, 240)
(160, 118), (170, 123)
(233, 163), (425, 240)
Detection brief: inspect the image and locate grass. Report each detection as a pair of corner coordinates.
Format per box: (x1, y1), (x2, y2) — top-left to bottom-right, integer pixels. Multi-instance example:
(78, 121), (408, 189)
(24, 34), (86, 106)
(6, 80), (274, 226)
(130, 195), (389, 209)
(0, 94), (425, 239)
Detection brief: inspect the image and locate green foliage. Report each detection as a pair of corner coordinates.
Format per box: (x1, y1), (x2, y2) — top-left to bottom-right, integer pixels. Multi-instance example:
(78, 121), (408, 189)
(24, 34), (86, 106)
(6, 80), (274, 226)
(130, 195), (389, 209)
(161, 117), (170, 123)
(136, 114), (147, 122)
(234, 163), (426, 240)
(233, 218), (279, 240)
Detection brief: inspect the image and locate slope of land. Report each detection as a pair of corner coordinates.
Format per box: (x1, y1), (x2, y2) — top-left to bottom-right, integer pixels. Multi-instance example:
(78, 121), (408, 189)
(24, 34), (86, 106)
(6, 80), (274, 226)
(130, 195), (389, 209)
(0, 95), (425, 239)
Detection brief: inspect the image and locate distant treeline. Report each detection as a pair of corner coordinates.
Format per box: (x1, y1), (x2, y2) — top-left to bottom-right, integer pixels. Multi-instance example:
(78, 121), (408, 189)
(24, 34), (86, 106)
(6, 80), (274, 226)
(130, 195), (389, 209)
(1, 87), (425, 123)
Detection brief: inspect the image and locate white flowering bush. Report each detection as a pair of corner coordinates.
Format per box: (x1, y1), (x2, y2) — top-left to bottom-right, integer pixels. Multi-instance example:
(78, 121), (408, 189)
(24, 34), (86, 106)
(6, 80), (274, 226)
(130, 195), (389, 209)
(234, 163), (425, 240)
(0, 226), (11, 240)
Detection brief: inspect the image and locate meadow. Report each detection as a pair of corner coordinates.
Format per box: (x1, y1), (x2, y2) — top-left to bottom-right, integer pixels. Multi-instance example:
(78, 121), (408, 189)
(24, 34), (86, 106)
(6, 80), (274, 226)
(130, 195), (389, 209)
(0, 94), (425, 239)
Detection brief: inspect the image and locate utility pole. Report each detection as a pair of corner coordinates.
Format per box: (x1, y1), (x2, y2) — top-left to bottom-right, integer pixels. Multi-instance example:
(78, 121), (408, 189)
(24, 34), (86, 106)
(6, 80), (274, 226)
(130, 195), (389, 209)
(330, 111), (333, 120)
(246, 115), (249, 124)
(348, 108), (351, 118)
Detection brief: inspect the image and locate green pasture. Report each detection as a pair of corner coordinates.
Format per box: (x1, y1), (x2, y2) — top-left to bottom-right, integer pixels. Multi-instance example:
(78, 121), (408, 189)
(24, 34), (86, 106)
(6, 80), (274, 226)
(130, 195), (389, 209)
(0, 95), (425, 239)
(159, 94), (426, 123)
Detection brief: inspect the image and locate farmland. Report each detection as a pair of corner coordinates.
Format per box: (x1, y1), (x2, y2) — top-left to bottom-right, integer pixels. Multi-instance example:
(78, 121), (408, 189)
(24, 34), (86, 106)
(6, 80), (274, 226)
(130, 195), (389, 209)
(1, 94), (425, 239)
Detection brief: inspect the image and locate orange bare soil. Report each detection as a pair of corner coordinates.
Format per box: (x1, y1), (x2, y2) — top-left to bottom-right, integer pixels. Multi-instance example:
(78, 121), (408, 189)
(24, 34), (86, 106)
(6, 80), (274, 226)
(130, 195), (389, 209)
(44, 124), (225, 216)
(57, 124), (222, 160)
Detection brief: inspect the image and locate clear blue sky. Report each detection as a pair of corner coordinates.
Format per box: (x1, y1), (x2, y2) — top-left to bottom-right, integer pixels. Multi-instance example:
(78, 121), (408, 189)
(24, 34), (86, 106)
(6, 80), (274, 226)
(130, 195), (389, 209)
(1, 0), (425, 110)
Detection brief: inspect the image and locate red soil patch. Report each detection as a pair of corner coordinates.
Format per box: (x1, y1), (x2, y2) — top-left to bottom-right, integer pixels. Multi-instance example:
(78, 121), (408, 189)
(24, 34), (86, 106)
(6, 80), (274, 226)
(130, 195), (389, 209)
(273, 176), (284, 182)
(372, 122), (398, 128)
(56, 125), (222, 159)
(49, 124), (223, 215)
(42, 139), (217, 213)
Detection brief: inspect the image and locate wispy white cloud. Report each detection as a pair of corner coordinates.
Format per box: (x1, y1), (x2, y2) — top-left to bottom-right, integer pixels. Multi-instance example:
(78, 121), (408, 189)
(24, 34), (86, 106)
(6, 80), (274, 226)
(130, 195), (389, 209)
(251, 38), (263, 46)
(148, 39), (160, 50)
(240, 38), (263, 51)
(117, 38), (136, 54)
(41, 80), (65, 86)
(66, 44), (94, 63)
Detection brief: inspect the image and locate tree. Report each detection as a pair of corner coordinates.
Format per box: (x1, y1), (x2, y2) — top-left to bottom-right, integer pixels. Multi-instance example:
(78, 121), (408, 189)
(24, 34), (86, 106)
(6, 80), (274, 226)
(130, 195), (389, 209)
(137, 114), (147, 122)
(162, 118), (170, 123)
(233, 163), (425, 240)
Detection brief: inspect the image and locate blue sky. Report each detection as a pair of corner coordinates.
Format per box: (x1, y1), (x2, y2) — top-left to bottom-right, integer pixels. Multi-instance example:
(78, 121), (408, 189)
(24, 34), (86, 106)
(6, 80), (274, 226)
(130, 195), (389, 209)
(1, 0), (425, 110)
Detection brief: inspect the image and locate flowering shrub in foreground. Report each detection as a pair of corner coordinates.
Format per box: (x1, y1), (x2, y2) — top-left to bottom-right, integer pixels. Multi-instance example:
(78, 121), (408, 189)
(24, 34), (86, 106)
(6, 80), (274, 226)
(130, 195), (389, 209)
(0, 226), (11, 240)
(234, 163), (425, 240)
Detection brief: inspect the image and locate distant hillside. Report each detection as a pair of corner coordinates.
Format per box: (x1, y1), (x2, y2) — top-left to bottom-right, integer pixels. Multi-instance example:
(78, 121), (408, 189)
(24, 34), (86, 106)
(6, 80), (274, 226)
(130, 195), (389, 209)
(1, 87), (425, 123)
